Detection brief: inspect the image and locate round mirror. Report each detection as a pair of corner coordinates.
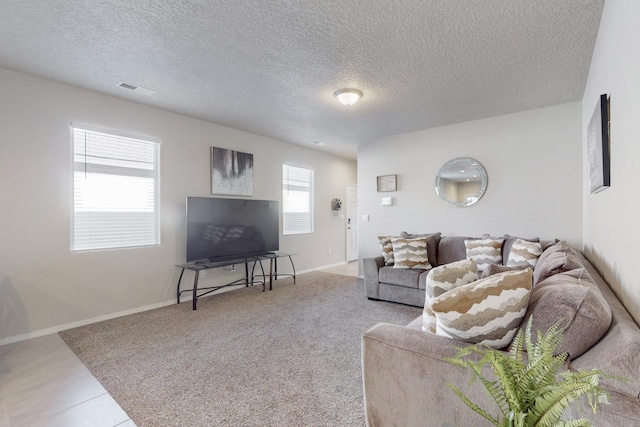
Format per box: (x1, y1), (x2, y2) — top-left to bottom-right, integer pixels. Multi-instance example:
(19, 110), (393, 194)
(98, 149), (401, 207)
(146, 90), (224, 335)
(435, 157), (487, 207)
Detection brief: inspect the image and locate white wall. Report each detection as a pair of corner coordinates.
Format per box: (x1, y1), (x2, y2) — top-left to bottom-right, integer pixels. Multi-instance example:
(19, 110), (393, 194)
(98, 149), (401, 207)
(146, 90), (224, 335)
(582, 1), (640, 324)
(0, 67), (356, 342)
(358, 102), (583, 260)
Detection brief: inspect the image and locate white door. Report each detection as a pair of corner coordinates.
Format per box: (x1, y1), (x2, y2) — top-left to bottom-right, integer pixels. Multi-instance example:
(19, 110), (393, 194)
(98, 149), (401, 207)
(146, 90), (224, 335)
(346, 184), (358, 261)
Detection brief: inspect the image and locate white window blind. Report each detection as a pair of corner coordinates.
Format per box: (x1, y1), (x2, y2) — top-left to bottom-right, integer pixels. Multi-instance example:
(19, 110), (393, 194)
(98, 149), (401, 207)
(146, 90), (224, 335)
(71, 124), (160, 251)
(282, 164), (314, 235)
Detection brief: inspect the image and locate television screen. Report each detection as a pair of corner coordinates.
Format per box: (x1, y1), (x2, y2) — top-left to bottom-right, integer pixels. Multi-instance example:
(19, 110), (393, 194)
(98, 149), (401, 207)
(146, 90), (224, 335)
(186, 197), (279, 263)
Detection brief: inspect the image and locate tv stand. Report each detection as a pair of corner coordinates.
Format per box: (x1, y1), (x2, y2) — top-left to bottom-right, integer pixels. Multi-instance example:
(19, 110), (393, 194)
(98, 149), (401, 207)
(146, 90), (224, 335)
(175, 252), (296, 310)
(176, 256), (267, 310)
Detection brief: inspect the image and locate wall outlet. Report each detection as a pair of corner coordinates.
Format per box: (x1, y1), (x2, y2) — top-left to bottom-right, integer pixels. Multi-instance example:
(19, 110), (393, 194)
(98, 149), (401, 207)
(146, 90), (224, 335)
(199, 270), (206, 279)
(231, 264), (236, 271)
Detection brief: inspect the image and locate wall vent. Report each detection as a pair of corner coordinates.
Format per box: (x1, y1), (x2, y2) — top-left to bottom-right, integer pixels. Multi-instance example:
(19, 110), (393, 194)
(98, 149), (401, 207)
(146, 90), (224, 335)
(117, 81), (156, 96)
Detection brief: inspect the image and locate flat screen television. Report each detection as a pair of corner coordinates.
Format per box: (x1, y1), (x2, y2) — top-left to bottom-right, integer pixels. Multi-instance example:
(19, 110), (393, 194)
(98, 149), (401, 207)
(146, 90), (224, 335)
(186, 197), (279, 263)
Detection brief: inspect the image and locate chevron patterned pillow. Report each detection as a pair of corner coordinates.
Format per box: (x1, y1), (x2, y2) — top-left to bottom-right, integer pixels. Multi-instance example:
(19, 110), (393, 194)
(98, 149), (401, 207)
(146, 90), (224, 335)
(423, 259), (478, 333)
(378, 236), (396, 265)
(390, 237), (431, 269)
(465, 237), (504, 273)
(431, 268), (533, 348)
(507, 238), (543, 268)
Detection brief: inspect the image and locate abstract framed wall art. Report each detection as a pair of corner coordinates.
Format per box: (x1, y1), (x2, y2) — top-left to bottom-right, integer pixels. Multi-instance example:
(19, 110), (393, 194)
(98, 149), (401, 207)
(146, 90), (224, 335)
(211, 146), (254, 196)
(587, 94), (610, 193)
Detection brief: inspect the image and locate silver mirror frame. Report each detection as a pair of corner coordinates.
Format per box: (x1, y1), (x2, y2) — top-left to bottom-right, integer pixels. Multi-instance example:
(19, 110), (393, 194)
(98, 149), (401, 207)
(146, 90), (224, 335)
(435, 157), (488, 207)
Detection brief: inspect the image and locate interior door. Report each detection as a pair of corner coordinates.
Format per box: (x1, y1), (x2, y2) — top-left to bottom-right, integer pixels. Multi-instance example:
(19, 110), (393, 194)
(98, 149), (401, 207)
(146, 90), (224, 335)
(346, 184), (358, 261)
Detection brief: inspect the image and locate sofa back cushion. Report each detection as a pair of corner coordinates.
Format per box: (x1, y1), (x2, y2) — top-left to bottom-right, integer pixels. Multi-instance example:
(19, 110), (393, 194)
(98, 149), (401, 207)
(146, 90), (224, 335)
(422, 259), (478, 333)
(431, 268), (533, 348)
(533, 242), (583, 285)
(569, 252), (640, 399)
(523, 268), (612, 360)
(436, 236), (474, 266)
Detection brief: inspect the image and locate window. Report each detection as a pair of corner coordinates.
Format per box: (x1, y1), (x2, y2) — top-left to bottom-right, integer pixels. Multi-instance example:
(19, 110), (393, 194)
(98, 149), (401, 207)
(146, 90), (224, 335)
(71, 124), (160, 251)
(282, 164), (314, 235)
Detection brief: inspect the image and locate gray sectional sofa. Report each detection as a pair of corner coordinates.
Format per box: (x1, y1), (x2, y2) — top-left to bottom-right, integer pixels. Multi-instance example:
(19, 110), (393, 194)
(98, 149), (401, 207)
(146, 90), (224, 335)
(363, 232), (537, 307)
(361, 234), (640, 426)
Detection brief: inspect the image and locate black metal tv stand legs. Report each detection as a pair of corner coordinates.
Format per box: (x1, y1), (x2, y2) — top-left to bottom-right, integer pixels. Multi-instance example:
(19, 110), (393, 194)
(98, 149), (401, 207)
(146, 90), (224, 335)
(175, 257), (266, 310)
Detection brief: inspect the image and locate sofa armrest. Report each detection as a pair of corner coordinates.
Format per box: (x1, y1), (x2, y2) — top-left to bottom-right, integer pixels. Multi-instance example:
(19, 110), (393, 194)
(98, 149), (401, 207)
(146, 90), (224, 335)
(363, 257), (384, 299)
(362, 323), (497, 427)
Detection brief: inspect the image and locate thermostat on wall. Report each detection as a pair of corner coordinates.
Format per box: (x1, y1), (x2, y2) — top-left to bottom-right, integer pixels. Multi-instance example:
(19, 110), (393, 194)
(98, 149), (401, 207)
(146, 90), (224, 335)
(381, 197), (393, 206)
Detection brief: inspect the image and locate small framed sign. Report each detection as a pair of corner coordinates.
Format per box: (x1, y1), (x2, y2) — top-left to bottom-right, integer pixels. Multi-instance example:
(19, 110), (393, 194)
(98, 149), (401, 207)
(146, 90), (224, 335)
(377, 174), (397, 192)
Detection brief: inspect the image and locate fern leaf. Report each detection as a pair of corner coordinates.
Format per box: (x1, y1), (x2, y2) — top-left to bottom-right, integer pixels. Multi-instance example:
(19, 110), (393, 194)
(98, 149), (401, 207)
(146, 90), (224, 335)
(446, 383), (502, 426)
(531, 382), (603, 426)
(554, 419), (592, 427)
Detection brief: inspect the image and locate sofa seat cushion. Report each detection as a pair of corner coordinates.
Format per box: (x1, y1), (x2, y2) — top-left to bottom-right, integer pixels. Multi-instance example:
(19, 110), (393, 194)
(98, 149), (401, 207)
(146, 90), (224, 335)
(423, 259), (478, 333)
(523, 268), (612, 360)
(431, 268), (533, 348)
(379, 266), (429, 289)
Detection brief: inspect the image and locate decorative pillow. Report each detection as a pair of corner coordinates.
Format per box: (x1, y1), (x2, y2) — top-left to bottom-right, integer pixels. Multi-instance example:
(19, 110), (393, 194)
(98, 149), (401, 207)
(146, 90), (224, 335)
(507, 239), (543, 269)
(479, 263), (528, 279)
(502, 234), (540, 265)
(390, 237), (431, 269)
(523, 268), (612, 360)
(378, 236), (395, 265)
(422, 259), (478, 333)
(431, 268), (533, 348)
(465, 237), (504, 273)
(400, 232), (441, 268)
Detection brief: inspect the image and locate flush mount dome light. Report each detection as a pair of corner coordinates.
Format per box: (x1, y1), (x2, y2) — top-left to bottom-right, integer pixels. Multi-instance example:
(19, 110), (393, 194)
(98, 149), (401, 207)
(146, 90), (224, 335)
(334, 88), (363, 106)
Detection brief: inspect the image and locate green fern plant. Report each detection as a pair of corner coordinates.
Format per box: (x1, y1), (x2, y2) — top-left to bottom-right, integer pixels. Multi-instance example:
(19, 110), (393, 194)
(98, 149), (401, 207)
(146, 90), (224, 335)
(446, 317), (610, 427)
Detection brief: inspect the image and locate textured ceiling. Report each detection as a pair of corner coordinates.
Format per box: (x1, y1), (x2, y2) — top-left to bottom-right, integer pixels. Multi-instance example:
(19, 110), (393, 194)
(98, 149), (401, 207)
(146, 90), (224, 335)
(0, 0), (604, 159)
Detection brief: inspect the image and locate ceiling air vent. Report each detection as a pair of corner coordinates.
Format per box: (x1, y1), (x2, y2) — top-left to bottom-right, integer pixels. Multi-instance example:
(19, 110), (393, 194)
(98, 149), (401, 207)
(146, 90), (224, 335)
(117, 81), (156, 96)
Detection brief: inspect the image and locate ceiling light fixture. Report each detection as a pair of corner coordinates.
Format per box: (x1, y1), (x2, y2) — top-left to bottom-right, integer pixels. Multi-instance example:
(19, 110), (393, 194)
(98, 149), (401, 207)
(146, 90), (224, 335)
(334, 88), (363, 106)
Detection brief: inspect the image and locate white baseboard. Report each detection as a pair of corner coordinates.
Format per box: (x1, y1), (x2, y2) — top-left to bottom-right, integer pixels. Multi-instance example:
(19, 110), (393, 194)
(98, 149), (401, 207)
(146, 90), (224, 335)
(0, 266), (360, 347)
(0, 299), (177, 347)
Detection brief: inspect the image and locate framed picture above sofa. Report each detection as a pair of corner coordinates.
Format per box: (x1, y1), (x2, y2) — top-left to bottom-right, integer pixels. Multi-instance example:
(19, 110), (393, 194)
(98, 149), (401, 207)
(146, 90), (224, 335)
(587, 94), (610, 193)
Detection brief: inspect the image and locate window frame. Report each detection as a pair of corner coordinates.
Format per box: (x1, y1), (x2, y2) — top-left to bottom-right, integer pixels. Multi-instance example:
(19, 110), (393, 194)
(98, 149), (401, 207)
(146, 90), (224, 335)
(70, 123), (161, 252)
(282, 163), (314, 235)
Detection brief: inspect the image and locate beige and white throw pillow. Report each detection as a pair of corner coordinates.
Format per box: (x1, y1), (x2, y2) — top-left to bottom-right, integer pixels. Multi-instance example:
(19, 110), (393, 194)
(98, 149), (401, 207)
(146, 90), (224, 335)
(390, 237), (431, 269)
(507, 238), (543, 269)
(378, 236), (395, 265)
(431, 268), (533, 348)
(423, 259), (478, 333)
(465, 237), (504, 273)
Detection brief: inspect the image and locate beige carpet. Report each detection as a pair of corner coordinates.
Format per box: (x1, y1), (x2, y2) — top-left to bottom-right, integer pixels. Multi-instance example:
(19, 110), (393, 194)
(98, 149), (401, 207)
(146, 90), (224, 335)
(59, 271), (421, 426)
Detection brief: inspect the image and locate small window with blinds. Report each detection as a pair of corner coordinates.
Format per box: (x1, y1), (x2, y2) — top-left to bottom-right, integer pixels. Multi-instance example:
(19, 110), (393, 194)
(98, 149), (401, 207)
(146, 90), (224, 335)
(71, 124), (160, 251)
(282, 164), (314, 235)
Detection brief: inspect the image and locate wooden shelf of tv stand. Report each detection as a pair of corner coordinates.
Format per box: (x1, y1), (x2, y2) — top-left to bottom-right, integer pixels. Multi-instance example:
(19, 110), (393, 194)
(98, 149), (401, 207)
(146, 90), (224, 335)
(175, 255), (268, 310)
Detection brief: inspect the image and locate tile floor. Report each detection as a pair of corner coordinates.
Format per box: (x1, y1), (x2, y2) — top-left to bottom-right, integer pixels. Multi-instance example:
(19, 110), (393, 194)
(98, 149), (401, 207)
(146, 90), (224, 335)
(0, 334), (135, 427)
(0, 261), (359, 426)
